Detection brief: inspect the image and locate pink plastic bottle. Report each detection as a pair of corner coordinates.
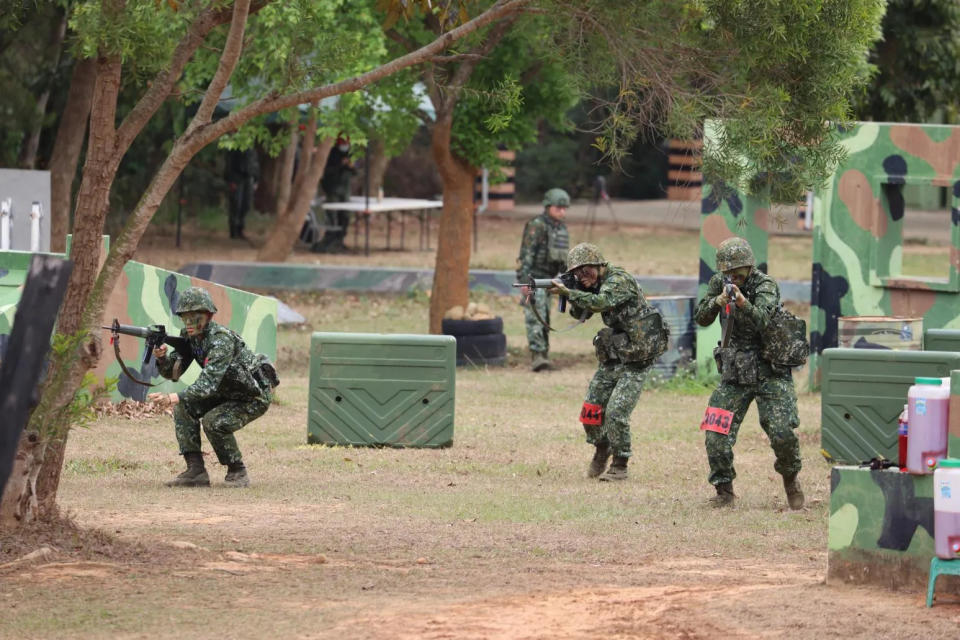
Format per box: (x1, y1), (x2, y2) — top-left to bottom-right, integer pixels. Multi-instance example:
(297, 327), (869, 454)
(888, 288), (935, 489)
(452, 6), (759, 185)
(934, 459), (960, 559)
(906, 377), (951, 474)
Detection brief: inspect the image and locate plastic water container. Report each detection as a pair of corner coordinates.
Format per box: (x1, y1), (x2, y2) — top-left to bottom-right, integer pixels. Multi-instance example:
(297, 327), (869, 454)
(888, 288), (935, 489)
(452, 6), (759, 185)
(906, 377), (951, 474)
(934, 459), (960, 558)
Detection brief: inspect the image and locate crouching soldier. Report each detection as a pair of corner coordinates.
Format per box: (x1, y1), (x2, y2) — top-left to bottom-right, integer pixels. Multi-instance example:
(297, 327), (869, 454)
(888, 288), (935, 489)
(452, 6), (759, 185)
(695, 237), (804, 509)
(550, 243), (669, 481)
(149, 287), (278, 488)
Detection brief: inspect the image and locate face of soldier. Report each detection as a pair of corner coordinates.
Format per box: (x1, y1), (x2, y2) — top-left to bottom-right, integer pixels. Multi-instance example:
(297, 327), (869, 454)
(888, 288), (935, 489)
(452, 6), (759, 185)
(573, 265), (600, 288)
(723, 266), (752, 288)
(547, 204), (567, 221)
(180, 311), (212, 336)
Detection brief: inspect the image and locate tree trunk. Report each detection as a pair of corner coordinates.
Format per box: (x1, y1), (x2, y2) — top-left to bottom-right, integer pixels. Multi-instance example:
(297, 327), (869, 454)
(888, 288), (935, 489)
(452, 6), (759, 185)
(48, 58), (97, 253)
(366, 136), (389, 195)
(428, 118), (475, 333)
(257, 134), (333, 262)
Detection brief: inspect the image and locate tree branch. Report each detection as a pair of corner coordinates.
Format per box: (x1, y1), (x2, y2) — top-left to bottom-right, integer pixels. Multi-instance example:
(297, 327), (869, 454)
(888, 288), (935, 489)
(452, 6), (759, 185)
(185, 0), (252, 136)
(182, 0), (531, 152)
(115, 0), (270, 153)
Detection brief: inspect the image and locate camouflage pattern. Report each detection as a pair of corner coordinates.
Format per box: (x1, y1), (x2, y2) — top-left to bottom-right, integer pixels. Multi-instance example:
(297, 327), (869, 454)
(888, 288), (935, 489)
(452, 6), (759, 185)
(542, 188), (571, 207)
(523, 287), (552, 355)
(516, 213), (569, 281)
(582, 361), (649, 459)
(564, 243), (605, 273)
(695, 264), (801, 486)
(703, 371), (801, 485)
(175, 286), (218, 314)
(568, 263), (654, 459)
(715, 237), (755, 271)
(0, 249), (277, 402)
(517, 210), (568, 355)
(828, 465), (944, 592)
(696, 121), (960, 388)
(158, 319), (272, 464)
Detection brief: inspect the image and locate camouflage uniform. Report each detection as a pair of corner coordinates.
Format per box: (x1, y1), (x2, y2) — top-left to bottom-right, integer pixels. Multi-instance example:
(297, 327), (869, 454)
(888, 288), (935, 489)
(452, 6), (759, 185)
(156, 294), (273, 467)
(567, 252), (656, 462)
(695, 239), (802, 491)
(516, 189), (570, 357)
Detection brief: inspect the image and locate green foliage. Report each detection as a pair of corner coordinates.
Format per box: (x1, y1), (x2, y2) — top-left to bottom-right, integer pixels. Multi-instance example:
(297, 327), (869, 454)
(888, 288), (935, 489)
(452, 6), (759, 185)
(45, 332), (117, 438)
(556, 0), (885, 203)
(855, 0), (960, 123)
(450, 17), (580, 172)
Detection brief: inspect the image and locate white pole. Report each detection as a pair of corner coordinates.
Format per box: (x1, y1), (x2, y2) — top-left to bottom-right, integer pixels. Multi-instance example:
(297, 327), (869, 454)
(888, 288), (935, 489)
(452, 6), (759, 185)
(0, 199), (11, 250)
(30, 201), (43, 252)
(805, 190), (814, 230)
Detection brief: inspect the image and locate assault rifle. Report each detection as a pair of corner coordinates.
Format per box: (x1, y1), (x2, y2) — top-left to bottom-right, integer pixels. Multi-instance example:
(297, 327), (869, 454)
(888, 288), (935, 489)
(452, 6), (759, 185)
(102, 319), (192, 386)
(720, 276), (735, 348)
(512, 272), (579, 312)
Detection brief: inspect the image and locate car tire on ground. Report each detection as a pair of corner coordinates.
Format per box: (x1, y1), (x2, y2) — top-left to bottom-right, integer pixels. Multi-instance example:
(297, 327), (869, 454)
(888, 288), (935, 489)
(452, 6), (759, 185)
(454, 332), (507, 367)
(441, 317), (504, 336)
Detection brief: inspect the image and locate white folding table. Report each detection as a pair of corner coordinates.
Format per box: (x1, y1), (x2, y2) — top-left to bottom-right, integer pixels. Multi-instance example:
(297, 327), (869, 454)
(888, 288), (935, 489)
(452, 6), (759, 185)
(319, 196), (443, 256)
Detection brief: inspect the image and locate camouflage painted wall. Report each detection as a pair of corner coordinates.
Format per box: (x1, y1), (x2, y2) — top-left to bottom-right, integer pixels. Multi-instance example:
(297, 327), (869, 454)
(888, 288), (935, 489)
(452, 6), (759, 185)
(697, 122), (960, 385)
(826, 465), (954, 592)
(0, 251), (278, 402)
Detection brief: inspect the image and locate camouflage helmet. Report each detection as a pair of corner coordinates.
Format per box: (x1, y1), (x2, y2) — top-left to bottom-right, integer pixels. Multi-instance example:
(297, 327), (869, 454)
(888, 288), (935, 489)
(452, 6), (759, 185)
(565, 242), (606, 272)
(542, 188), (571, 207)
(716, 237), (755, 272)
(175, 287), (218, 315)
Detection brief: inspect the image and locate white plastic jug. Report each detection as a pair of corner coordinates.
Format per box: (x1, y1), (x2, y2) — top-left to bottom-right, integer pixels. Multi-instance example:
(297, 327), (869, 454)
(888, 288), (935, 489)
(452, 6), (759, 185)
(906, 377), (950, 474)
(934, 459), (960, 558)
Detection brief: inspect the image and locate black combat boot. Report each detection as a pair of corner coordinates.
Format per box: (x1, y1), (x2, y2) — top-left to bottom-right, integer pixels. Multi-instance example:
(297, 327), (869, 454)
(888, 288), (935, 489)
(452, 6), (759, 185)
(224, 461), (250, 488)
(783, 473), (804, 510)
(599, 456), (628, 481)
(587, 443), (611, 478)
(165, 452), (210, 487)
(710, 482), (735, 507)
(530, 352), (550, 372)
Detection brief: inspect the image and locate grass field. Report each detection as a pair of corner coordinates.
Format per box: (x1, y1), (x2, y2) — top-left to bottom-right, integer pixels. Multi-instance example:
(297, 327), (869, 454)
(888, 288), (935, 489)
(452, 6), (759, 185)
(2, 215), (957, 638)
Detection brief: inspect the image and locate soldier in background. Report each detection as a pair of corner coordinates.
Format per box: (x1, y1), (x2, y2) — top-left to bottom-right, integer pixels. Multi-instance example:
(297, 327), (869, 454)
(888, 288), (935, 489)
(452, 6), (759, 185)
(551, 243), (667, 481)
(225, 148), (260, 240)
(516, 188), (570, 371)
(313, 136), (357, 254)
(694, 237), (804, 509)
(149, 287), (278, 488)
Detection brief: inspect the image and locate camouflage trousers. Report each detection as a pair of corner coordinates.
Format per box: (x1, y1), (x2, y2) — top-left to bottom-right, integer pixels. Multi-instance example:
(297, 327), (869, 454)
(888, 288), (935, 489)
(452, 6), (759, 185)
(174, 390), (271, 465)
(703, 373), (801, 486)
(523, 288), (552, 355)
(582, 360), (650, 458)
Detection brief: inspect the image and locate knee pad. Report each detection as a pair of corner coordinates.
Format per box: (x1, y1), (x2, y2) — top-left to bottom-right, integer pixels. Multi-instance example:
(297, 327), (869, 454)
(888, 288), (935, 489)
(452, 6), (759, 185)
(580, 402), (603, 426)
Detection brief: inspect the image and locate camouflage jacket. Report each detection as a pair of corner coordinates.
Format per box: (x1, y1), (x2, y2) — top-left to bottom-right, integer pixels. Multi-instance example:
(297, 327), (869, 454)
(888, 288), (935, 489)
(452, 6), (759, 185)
(567, 265), (651, 341)
(156, 320), (265, 403)
(695, 269), (780, 351)
(516, 212), (569, 280)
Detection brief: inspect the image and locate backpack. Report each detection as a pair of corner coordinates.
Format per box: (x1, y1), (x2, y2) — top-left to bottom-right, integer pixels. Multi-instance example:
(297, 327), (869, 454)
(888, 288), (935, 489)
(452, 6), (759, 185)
(760, 305), (809, 367)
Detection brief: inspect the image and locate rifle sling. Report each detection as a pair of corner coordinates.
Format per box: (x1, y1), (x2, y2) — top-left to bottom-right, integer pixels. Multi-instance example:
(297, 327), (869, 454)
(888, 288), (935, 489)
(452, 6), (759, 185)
(525, 293), (589, 333)
(112, 334), (157, 387)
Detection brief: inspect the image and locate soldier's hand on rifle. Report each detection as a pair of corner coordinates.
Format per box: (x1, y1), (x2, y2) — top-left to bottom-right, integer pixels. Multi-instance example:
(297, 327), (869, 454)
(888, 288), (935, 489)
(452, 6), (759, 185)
(148, 392), (180, 405)
(548, 278), (570, 296)
(153, 344), (168, 359)
(728, 285), (746, 308)
(714, 291), (730, 308)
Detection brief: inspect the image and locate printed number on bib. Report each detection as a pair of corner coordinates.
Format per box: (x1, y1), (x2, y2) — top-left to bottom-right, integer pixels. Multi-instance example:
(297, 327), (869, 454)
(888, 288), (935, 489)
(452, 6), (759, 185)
(580, 402), (603, 426)
(700, 406), (733, 435)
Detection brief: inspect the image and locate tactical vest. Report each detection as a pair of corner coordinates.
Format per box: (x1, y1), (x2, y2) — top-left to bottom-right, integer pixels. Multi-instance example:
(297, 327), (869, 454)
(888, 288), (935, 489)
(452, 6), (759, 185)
(547, 223), (569, 264)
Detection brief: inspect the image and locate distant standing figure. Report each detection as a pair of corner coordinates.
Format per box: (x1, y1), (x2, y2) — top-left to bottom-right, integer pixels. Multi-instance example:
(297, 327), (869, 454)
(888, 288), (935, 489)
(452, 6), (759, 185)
(313, 136), (356, 254)
(225, 148), (260, 240)
(516, 188), (570, 371)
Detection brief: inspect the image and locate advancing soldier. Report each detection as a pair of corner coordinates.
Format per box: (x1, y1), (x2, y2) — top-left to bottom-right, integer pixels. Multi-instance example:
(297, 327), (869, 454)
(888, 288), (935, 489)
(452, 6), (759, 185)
(695, 237), (804, 509)
(551, 243), (668, 481)
(516, 187), (570, 371)
(148, 287), (278, 488)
